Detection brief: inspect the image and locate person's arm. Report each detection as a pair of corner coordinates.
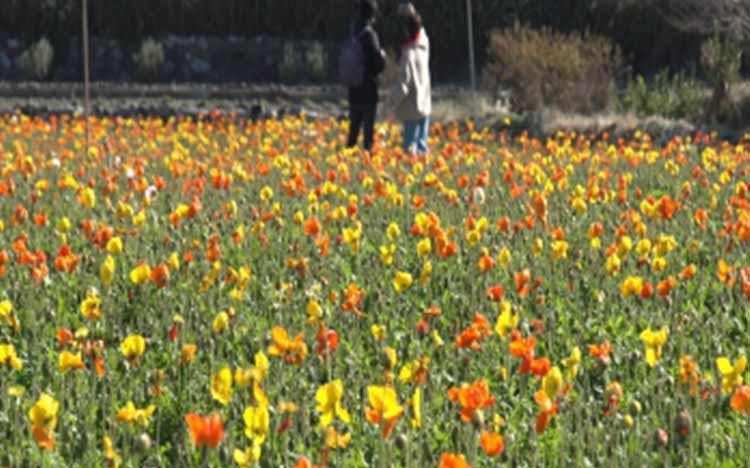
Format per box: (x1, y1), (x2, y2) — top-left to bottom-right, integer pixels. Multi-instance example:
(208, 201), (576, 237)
(390, 51), (412, 109)
(361, 28), (386, 77)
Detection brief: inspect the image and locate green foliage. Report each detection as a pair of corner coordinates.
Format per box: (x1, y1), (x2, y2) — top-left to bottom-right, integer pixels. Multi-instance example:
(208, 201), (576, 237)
(133, 38), (165, 82)
(305, 42), (328, 83)
(18, 37), (54, 80)
(483, 24), (621, 114)
(618, 70), (705, 120)
(701, 34), (742, 88)
(279, 42), (298, 83)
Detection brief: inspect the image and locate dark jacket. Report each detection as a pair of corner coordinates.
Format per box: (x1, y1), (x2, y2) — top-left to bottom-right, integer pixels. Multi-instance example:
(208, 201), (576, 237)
(348, 23), (386, 109)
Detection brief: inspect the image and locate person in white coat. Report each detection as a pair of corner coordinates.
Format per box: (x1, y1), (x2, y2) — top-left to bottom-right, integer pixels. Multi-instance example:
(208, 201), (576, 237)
(390, 6), (431, 155)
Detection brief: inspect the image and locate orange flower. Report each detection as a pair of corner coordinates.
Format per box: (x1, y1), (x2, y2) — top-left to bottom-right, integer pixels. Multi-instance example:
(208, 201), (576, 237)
(447, 379), (495, 423)
(657, 276), (678, 297)
(184, 412), (224, 448)
(588, 341), (612, 366)
(485, 285), (504, 302)
(341, 283), (365, 316)
(730, 385), (750, 415)
(477, 251), (496, 273)
(53, 245), (81, 273)
(150, 263), (170, 288)
(534, 390), (558, 433)
(315, 323), (339, 358)
(678, 264), (697, 281)
(439, 453), (471, 468)
(480, 430), (504, 457)
(304, 217), (321, 237)
(455, 313), (492, 350)
(268, 326), (308, 365)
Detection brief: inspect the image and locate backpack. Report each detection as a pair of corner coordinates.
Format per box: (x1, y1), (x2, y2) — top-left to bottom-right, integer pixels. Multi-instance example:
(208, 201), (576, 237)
(339, 30), (366, 87)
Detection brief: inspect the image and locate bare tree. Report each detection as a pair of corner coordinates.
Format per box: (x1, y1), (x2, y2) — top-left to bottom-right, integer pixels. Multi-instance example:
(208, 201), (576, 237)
(657, 0), (750, 39)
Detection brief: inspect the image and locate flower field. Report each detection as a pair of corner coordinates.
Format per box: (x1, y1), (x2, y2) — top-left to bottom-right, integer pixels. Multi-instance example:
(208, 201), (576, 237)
(1, 114), (750, 467)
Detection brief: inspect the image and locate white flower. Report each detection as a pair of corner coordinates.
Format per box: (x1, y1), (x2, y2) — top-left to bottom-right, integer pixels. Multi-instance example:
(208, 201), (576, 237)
(472, 187), (486, 205)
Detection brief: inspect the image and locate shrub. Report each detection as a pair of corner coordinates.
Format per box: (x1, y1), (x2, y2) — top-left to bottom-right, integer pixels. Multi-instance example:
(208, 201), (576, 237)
(279, 42), (297, 83)
(133, 38), (165, 81)
(305, 42), (328, 82)
(18, 37), (54, 80)
(701, 33), (742, 121)
(482, 24), (621, 114)
(618, 69), (704, 120)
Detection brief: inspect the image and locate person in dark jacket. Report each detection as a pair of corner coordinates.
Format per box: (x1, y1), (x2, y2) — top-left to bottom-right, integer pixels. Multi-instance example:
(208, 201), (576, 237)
(347, 0), (386, 151)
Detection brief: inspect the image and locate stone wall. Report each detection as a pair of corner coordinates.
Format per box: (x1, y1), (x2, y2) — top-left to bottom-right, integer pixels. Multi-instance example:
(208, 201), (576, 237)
(0, 34), (339, 84)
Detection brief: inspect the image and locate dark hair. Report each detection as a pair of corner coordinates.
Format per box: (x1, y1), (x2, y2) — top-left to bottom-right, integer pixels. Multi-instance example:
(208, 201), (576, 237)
(401, 9), (421, 38)
(357, 0), (378, 22)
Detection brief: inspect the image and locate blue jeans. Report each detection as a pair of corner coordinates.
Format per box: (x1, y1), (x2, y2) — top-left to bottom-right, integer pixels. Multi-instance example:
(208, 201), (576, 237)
(402, 117), (429, 154)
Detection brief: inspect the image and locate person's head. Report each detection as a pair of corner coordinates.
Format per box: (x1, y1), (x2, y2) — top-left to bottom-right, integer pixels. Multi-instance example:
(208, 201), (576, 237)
(356, 0), (378, 24)
(398, 7), (422, 42)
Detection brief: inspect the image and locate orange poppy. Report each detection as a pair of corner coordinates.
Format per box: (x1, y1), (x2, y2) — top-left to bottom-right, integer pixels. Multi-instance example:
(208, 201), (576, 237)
(480, 430), (504, 457)
(184, 412), (224, 448)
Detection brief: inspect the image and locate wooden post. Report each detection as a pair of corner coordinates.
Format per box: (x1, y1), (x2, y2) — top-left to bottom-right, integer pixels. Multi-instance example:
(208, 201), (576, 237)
(82, 0), (91, 156)
(466, 0), (476, 89)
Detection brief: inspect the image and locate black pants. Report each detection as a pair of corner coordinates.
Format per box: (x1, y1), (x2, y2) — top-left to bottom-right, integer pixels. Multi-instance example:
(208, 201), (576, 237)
(347, 105), (376, 151)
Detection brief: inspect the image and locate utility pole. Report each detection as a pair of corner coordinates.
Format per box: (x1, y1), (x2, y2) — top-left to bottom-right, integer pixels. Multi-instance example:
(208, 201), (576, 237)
(82, 0), (91, 156)
(466, 0), (477, 89)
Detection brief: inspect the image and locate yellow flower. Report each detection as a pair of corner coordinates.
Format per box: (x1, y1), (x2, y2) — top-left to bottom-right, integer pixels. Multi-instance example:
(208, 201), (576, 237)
(379, 244), (396, 266)
(417, 238), (432, 259)
(129, 263), (151, 285)
(80, 187), (96, 209)
(116, 401), (156, 427)
(532, 237), (544, 257)
(432, 330), (444, 347)
(542, 366), (563, 399)
(387, 222), (401, 241)
(243, 404), (270, 445)
(306, 299), (323, 324)
(494, 301), (518, 338)
(106, 237), (123, 255)
(640, 327), (669, 367)
(620, 276), (644, 298)
(410, 387), (422, 428)
(233, 445), (262, 467)
(181, 344), (198, 365)
(29, 393), (59, 429)
(571, 197), (587, 214)
(100, 255), (115, 287)
(168, 252), (180, 271)
(80, 290), (102, 320)
(551, 240), (568, 261)
(365, 385), (404, 436)
(211, 367), (234, 406)
(325, 427), (352, 449)
(498, 247), (512, 268)
(717, 355), (747, 394)
(420, 260), (432, 285)
(605, 254), (621, 276)
(58, 351), (84, 373)
(213, 311), (230, 334)
(393, 271), (413, 293)
(562, 347), (581, 380)
(57, 217), (71, 233)
(635, 239), (651, 257)
(103, 436), (122, 467)
(120, 335), (146, 361)
(0, 343), (23, 370)
(384, 347), (398, 369)
(466, 229), (481, 246)
(617, 235), (633, 257)
(651, 256), (667, 273)
(259, 185), (273, 202)
(315, 379), (351, 427)
(371, 324), (386, 341)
